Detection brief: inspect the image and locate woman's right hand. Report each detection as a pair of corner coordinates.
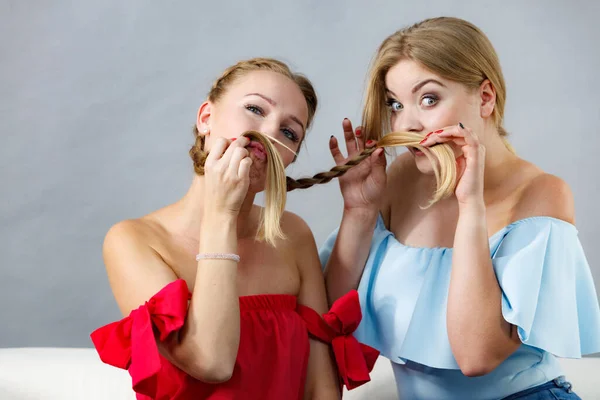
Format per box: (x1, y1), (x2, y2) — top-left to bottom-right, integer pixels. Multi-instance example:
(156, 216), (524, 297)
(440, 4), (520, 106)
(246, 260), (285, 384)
(203, 136), (253, 216)
(330, 119), (387, 215)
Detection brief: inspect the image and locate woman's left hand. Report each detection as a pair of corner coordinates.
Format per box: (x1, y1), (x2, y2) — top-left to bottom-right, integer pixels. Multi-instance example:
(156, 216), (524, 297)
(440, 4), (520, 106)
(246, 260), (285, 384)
(419, 123), (485, 207)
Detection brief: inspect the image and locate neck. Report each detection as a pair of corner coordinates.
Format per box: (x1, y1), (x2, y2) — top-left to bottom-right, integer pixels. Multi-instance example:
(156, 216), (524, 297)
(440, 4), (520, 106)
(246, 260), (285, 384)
(169, 175), (257, 241)
(482, 126), (519, 194)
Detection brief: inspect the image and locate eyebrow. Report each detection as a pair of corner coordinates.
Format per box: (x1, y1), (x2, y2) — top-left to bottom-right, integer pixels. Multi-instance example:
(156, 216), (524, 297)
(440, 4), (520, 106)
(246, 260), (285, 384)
(411, 79), (446, 93)
(245, 93), (306, 133)
(385, 79), (446, 100)
(385, 88), (398, 98)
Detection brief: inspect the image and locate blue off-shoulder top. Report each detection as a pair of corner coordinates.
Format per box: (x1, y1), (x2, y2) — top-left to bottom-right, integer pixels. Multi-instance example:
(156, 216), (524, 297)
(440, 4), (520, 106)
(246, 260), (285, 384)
(320, 216), (600, 399)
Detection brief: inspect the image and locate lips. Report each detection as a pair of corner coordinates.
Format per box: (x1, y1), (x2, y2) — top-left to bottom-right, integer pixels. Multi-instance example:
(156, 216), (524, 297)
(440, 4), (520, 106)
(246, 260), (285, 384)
(410, 146), (425, 156)
(247, 141), (267, 161)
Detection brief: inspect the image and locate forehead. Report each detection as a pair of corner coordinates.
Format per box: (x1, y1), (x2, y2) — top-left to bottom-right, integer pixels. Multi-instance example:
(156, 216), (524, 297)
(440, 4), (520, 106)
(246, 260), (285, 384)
(385, 59), (443, 90)
(384, 58), (478, 99)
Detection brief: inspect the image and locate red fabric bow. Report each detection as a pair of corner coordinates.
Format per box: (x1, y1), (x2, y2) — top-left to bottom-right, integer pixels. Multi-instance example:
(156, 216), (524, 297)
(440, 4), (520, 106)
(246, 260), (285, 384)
(297, 290), (380, 391)
(90, 280), (190, 398)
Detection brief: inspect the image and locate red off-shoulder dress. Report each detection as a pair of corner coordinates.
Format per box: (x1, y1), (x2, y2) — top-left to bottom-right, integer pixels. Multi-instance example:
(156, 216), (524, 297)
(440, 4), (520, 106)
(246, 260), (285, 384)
(91, 279), (378, 400)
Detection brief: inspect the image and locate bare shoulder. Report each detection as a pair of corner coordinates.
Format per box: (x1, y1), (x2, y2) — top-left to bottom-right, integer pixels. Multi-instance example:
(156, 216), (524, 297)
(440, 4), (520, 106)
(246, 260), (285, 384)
(280, 210), (314, 244)
(514, 170), (575, 224)
(103, 217), (161, 260)
(279, 210), (320, 267)
(103, 217), (178, 315)
(280, 212), (329, 313)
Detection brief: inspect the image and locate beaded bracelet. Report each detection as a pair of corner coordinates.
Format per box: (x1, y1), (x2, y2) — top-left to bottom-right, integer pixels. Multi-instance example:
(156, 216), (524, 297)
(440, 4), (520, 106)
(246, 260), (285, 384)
(195, 253), (241, 263)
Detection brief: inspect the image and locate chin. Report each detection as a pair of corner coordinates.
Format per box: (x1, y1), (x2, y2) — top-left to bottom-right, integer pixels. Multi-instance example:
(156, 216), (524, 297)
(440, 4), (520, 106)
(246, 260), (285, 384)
(247, 166), (267, 193)
(413, 153), (437, 175)
(412, 145), (461, 175)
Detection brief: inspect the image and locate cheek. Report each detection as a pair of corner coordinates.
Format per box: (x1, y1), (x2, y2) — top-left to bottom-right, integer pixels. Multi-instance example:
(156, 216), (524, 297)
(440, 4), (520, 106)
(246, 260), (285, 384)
(280, 152), (296, 168)
(272, 142), (299, 167)
(213, 110), (261, 138)
(425, 103), (458, 128)
(390, 113), (398, 129)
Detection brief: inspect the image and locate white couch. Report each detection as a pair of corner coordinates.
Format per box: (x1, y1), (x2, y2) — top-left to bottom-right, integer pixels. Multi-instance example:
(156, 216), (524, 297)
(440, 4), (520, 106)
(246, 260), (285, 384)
(0, 348), (597, 399)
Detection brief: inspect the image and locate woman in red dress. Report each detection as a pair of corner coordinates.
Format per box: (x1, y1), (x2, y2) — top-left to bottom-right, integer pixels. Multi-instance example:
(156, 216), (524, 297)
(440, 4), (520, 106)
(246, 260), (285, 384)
(91, 58), (377, 400)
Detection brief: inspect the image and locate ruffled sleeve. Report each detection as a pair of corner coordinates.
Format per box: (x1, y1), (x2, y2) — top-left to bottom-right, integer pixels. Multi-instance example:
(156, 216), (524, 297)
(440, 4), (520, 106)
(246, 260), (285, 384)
(492, 217), (600, 357)
(318, 227), (339, 271)
(90, 279), (190, 398)
(296, 290), (380, 390)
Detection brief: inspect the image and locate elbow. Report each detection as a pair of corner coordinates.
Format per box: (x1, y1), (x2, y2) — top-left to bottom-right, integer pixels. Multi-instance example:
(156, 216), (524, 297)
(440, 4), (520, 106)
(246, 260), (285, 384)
(456, 355), (500, 378)
(174, 343), (236, 383)
(459, 363), (494, 378)
(186, 357), (235, 383)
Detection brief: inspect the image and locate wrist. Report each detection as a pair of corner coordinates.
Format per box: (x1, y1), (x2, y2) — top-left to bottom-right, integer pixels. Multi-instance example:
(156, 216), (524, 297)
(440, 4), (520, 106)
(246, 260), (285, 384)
(458, 200), (486, 219)
(200, 213), (237, 242)
(341, 207), (379, 233)
(342, 207), (379, 225)
(203, 209), (238, 225)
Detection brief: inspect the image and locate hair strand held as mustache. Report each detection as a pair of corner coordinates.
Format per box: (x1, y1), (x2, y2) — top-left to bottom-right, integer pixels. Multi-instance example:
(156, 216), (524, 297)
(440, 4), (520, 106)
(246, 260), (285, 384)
(285, 131), (457, 208)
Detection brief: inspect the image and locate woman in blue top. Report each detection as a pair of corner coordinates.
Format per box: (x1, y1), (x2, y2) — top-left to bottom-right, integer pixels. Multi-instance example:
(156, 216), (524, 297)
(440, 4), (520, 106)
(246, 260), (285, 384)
(320, 17), (600, 400)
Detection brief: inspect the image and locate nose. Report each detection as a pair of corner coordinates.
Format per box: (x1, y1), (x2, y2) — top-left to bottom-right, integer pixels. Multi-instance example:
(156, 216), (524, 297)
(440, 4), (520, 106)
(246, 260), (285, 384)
(392, 107), (424, 134)
(258, 120), (281, 141)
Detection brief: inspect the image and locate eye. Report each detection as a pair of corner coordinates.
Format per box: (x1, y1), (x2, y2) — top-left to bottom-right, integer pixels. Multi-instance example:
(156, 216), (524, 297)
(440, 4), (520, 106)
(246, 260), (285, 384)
(282, 128), (299, 143)
(245, 104), (264, 115)
(421, 95), (439, 107)
(386, 98), (403, 112)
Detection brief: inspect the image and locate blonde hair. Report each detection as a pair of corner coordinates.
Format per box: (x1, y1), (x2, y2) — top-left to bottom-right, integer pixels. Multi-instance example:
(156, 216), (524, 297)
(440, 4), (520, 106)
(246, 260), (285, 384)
(189, 58), (318, 246)
(191, 131), (287, 246)
(286, 132), (457, 207)
(191, 129), (455, 245)
(363, 17), (514, 152)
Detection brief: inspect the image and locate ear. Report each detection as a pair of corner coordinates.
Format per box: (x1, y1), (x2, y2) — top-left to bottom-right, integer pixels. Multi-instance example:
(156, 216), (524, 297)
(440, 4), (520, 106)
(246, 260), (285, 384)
(479, 79), (496, 119)
(196, 101), (212, 135)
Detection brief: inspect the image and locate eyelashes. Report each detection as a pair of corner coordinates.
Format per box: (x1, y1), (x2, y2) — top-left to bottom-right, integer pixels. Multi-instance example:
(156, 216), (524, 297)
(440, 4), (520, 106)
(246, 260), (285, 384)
(244, 104), (300, 142)
(385, 94), (440, 112)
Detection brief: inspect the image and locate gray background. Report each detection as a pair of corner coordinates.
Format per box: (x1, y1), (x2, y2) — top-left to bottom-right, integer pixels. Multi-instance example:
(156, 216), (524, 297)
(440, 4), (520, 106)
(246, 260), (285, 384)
(1, 0), (599, 350)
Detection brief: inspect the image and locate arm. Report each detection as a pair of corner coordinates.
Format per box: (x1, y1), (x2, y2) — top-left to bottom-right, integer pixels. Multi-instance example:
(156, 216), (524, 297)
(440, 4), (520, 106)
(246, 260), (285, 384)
(447, 202), (521, 376)
(448, 174), (574, 376)
(288, 214), (340, 399)
(420, 124), (520, 375)
(324, 119), (387, 305)
(105, 137), (252, 383)
(324, 210), (378, 306)
(104, 216), (239, 383)
(431, 124), (575, 376)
